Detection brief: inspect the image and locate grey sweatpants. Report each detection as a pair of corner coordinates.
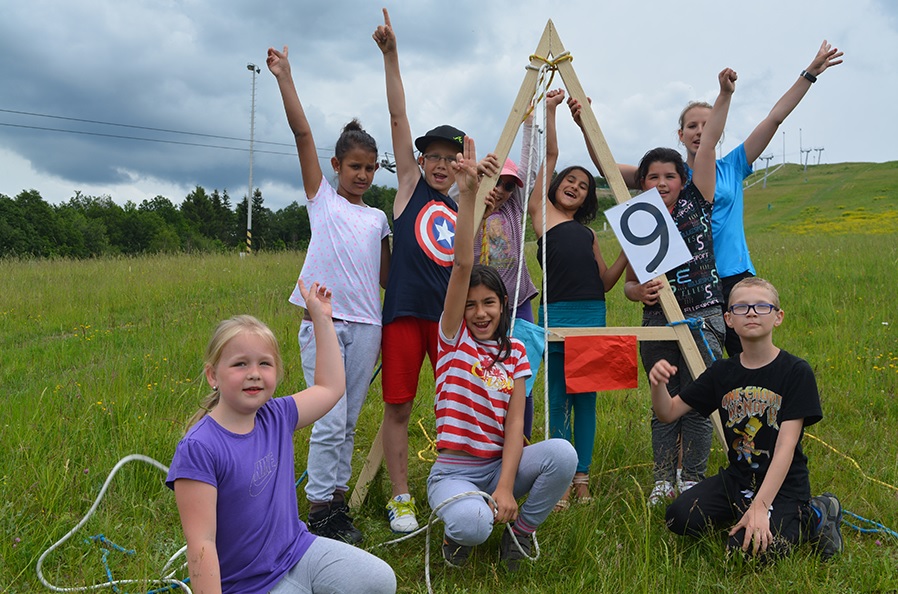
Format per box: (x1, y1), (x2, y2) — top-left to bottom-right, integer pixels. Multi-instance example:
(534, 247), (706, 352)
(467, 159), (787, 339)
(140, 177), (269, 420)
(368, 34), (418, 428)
(427, 439), (577, 546)
(269, 536), (396, 593)
(640, 306), (724, 483)
(300, 319), (382, 503)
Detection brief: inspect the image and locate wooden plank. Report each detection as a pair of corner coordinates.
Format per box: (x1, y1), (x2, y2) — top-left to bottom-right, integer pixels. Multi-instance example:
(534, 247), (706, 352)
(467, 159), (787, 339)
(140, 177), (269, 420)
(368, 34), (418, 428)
(473, 21), (555, 225)
(546, 326), (678, 341)
(348, 422), (384, 510)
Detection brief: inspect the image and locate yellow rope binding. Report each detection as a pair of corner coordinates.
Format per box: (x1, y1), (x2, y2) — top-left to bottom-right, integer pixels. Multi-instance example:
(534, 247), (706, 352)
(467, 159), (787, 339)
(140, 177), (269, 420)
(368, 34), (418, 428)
(479, 219), (490, 265)
(417, 418), (438, 462)
(523, 52), (573, 120)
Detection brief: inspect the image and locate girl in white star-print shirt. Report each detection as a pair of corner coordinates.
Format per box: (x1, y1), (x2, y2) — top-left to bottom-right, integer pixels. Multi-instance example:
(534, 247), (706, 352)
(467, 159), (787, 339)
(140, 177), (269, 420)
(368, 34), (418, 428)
(268, 43), (391, 544)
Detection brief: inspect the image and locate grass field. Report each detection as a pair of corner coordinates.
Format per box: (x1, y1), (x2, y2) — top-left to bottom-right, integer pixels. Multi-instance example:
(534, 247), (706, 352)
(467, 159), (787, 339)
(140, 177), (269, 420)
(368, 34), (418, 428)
(2, 161), (897, 593)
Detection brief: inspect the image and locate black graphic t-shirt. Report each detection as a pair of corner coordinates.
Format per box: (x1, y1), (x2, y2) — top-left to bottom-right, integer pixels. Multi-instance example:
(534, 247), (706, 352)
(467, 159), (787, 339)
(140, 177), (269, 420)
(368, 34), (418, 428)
(645, 183), (722, 314)
(679, 350), (822, 500)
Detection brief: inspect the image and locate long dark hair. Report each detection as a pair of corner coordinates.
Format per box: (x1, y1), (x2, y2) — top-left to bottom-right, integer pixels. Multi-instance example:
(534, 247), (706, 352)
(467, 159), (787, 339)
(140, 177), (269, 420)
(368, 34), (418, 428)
(635, 147), (688, 189)
(469, 264), (512, 366)
(547, 165), (598, 224)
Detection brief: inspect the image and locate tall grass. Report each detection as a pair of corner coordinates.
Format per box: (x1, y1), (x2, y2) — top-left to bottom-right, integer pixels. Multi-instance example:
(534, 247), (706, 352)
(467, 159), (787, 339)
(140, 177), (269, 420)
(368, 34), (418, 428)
(2, 163), (897, 593)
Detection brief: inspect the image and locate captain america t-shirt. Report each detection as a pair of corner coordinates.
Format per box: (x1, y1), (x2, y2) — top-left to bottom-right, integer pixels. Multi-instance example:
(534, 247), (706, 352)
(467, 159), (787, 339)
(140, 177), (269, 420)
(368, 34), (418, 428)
(383, 177), (458, 324)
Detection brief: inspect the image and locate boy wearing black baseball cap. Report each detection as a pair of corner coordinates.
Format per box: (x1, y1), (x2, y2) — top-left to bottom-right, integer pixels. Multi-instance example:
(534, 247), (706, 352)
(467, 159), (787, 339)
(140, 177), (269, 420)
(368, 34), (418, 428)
(373, 8), (468, 533)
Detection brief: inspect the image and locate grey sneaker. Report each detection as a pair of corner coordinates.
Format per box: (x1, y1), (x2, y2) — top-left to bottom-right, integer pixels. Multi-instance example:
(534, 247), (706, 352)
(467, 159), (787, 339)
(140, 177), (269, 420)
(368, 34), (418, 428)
(442, 535), (472, 568)
(809, 492), (843, 560)
(499, 527), (532, 571)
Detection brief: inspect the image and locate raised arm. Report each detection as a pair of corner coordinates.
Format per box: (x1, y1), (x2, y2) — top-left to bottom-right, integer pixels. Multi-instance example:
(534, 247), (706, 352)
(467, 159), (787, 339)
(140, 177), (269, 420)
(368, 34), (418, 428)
(441, 136), (479, 340)
(267, 46), (322, 198)
(528, 89), (564, 234)
(373, 8), (419, 217)
(291, 280), (345, 427)
(648, 359), (695, 422)
(568, 95), (638, 189)
(692, 68), (736, 202)
(743, 41), (843, 163)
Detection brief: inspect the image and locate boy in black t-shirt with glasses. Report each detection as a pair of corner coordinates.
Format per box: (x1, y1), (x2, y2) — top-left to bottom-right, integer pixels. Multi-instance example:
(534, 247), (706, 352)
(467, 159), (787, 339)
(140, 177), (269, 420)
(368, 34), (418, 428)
(648, 277), (842, 560)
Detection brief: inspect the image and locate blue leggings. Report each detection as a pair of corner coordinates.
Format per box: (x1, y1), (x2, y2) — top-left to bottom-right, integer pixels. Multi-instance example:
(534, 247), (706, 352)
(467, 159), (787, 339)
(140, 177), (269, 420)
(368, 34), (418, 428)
(540, 300), (605, 474)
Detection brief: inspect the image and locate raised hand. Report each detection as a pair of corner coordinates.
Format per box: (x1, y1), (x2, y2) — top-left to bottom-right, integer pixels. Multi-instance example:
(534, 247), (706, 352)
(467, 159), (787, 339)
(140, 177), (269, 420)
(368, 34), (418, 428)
(807, 39), (843, 77)
(545, 88), (565, 109)
(477, 152), (500, 179)
(718, 67), (738, 96)
(298, 279), (333, 321)
(567, 95), (592, 128)
(372, 8), (396, 54)
(266, 45), (290, 79)
(451, 136), (480, 197)
(648, 359), (678, 388)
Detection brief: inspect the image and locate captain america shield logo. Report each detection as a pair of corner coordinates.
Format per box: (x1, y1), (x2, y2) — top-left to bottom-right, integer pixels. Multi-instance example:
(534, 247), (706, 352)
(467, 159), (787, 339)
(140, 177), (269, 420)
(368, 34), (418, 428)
(415, 200), (457, 266)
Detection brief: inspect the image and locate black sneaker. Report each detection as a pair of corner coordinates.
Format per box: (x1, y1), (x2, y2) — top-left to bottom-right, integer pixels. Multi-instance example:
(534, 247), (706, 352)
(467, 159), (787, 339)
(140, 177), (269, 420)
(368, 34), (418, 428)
(809, 492), (843, 560)
(499, 527), (532, 571)
(307, 504), (364, 545)
(442, 535), (472, 568)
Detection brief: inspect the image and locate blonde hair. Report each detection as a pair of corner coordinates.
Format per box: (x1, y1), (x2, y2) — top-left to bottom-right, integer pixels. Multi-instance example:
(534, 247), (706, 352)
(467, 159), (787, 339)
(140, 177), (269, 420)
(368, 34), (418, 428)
(678, 101), (713, 131)
(185, 315), (284, 430)
(729, 277), (781, 309)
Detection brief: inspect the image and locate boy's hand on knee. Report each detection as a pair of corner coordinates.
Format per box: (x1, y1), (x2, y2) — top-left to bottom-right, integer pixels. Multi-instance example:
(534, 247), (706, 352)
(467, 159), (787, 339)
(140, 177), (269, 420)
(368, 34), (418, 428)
(649, 360), (676, 387)
(730, 505), (772, 556)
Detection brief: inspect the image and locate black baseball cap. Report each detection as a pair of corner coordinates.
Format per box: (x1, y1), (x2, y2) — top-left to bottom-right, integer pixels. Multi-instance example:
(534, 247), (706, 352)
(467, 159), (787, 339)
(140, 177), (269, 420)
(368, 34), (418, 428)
(414, 124), (465, 154)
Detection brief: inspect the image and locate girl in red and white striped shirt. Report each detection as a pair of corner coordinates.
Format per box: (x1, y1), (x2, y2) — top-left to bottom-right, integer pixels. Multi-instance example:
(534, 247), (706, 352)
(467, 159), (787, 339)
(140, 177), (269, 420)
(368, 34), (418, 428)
(427, 136), (576, 570)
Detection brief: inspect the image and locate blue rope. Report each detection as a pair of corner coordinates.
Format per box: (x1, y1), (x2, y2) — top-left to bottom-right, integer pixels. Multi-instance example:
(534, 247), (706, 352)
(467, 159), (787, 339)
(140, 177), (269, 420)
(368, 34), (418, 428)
(842, 509), (898, 540)
(667, 317), (717, 363)
(87, 534), (191, 593)
(88, 535), (134, 593)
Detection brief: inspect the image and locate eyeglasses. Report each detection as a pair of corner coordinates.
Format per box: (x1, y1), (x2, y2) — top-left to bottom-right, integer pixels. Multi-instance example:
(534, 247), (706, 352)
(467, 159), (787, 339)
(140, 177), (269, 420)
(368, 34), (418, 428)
(496, 180), (517, 192)
(422, 153), (457, 165)
(728, 303), (780, 316)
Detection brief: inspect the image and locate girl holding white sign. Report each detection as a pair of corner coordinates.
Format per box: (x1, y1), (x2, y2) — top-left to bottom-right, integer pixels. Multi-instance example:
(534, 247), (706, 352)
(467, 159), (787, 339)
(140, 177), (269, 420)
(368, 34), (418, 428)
(528, 88), (628, 509)
(623, 68), (736, 506)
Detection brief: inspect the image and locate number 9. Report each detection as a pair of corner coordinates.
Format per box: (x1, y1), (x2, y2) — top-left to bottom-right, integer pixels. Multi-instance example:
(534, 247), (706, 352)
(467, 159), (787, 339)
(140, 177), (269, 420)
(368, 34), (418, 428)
(620, 202), (669, 274)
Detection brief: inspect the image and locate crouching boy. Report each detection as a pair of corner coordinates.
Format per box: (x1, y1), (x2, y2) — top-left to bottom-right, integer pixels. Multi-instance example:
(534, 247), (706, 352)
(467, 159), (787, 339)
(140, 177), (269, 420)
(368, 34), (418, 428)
(648, 277), (842, 560)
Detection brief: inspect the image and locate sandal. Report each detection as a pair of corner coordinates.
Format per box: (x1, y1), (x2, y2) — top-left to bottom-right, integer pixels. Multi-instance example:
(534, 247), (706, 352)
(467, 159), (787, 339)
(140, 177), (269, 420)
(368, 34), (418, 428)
(553, 485), (572, 512)
(572, 473), (593, 503)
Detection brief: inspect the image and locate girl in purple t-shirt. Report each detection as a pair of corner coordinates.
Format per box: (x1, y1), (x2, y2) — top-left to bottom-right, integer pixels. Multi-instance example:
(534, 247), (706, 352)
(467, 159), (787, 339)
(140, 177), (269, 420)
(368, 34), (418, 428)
(167, 284), (395, 594)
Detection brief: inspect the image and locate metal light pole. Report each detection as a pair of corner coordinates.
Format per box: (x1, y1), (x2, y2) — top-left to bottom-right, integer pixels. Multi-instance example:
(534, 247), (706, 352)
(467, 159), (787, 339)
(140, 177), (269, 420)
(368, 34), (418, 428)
(246, 63), (260, 254)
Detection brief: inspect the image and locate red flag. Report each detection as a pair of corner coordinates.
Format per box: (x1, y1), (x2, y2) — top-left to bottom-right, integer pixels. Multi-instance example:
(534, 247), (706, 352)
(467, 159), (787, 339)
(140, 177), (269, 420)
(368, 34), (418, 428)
(564, 335), (638, 392)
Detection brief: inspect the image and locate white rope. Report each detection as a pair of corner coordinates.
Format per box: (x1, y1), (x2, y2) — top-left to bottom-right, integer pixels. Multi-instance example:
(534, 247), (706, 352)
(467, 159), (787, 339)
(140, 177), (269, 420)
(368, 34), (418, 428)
(377, 490), (539, 594)
(35, 454), (191, 594)
(535, 66), (552, 439)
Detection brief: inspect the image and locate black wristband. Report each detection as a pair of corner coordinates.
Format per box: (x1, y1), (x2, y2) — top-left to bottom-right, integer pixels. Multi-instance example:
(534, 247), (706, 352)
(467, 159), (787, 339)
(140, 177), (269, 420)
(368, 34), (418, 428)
(800, 69), (817, 83)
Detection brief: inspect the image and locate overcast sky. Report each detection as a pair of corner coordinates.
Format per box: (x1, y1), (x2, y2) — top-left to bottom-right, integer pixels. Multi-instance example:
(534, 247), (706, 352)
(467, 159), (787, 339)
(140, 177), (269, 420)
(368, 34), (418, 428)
(2, 1), (896, 212)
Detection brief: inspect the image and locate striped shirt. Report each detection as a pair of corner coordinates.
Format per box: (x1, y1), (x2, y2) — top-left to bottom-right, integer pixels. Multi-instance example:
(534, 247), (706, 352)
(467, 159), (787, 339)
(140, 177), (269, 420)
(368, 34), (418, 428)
(434, 319), (531, 458)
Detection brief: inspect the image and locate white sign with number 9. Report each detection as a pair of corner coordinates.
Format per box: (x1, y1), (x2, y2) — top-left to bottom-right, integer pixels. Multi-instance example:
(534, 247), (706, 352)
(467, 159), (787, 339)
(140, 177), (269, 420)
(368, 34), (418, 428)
(605, 188), (691, 285)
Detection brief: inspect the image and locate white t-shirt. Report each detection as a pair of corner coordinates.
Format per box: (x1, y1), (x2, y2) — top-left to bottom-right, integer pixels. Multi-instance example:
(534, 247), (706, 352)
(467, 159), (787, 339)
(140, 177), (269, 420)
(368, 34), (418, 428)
(288, 178), (391, 325)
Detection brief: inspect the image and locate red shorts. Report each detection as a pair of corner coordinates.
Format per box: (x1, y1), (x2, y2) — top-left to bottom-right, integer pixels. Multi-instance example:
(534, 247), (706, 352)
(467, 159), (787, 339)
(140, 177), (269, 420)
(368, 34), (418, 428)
(381, 316), (439, 404)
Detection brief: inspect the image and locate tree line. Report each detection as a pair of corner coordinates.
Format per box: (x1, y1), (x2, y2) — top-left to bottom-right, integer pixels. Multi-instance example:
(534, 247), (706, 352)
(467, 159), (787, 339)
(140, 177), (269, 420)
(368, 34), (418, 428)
(0, 184), (397, 259)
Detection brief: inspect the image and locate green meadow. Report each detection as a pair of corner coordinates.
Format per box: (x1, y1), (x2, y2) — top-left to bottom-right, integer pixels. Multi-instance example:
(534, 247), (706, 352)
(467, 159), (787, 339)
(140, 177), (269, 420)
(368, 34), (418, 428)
(2, 161), (897, 593)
